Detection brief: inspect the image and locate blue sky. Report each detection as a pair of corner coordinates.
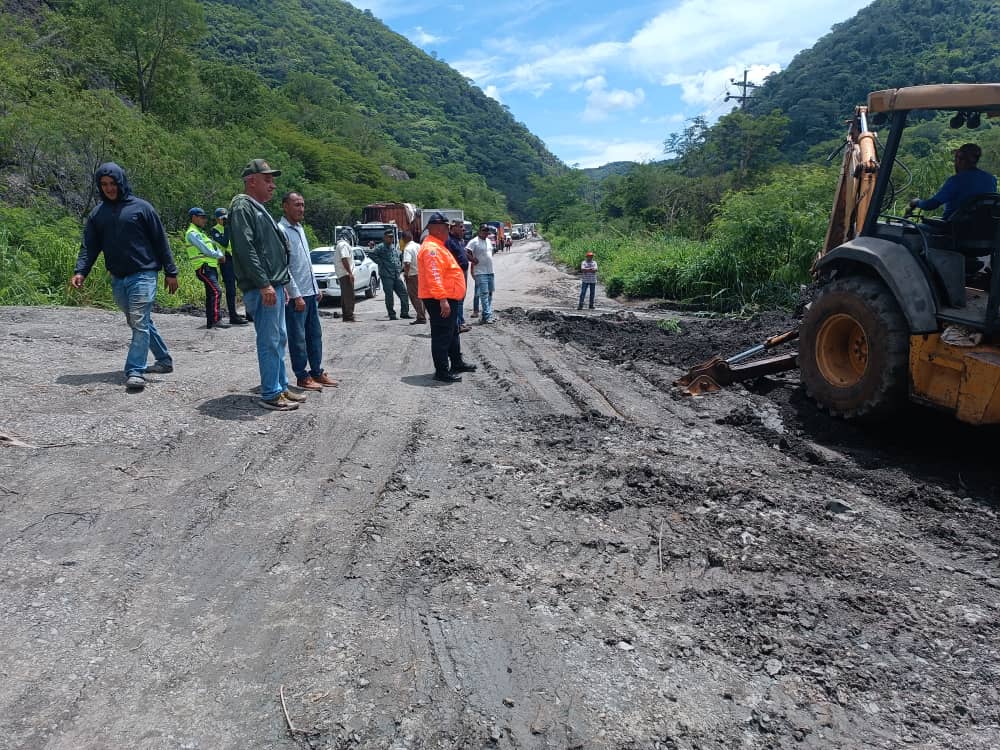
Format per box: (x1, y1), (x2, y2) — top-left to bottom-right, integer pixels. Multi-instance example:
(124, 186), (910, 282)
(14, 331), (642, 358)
(349, 0), (874, 168)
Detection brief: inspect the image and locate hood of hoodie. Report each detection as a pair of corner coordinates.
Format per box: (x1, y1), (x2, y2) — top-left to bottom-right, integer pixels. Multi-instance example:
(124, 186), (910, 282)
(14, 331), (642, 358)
(94, 162), (133, 203)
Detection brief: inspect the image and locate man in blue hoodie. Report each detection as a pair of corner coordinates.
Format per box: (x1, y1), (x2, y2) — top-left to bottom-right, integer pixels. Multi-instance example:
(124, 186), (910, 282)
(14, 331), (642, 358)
(71, 162), (179, 391)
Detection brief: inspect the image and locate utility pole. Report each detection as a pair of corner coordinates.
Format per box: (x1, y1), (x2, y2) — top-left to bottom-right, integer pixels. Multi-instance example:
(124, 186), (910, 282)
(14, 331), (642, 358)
(725, 69), (758, 110)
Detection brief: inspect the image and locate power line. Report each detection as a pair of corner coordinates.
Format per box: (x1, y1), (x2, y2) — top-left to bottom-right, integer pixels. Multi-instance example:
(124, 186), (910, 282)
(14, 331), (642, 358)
(725, 69), (759, 110)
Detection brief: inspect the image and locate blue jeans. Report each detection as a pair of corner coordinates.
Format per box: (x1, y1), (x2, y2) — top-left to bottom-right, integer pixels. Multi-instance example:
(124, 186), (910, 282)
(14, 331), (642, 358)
(110, 271), (171, 377)
(579, 282), (596, 308)
(245, 286), (289, 401)
(475, 273), (495, 319)
(285, 294), (324, 380)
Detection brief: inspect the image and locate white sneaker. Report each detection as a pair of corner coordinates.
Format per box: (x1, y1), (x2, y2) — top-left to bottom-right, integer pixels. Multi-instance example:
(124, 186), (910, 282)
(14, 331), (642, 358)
(125, 375), (146, 390)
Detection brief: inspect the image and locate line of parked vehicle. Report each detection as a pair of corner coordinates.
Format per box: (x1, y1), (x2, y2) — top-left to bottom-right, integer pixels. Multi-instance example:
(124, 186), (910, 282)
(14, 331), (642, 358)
(308, 207), (536, 305)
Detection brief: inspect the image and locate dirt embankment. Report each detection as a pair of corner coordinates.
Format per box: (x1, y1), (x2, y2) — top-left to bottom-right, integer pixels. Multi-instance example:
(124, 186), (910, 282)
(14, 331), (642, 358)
(1, 238), (998, 749)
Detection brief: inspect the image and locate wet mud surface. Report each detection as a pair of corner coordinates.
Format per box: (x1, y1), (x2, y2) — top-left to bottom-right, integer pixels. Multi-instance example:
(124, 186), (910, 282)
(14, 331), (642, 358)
(1, 240), (998, 749)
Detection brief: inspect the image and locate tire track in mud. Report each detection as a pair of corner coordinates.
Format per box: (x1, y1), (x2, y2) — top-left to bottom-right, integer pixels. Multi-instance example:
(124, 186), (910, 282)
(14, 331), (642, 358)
(464, 323), (635, 420)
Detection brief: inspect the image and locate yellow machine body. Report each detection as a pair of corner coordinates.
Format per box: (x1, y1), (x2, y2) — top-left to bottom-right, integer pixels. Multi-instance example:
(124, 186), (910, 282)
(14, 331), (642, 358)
(910, 334), (1000, 424)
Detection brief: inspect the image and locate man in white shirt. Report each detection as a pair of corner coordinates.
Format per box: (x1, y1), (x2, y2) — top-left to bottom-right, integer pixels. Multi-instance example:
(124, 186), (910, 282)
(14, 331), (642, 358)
(335, 228), (357, 322)
(466, 224), (496, 323)
(400, 229), (426, 324)
(279, 192), (337, 390)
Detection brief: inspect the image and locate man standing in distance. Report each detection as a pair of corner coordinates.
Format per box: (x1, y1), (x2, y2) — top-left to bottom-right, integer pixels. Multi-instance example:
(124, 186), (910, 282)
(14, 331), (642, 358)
(400, 229), (426, 324)
(71, 162), (178, 391)
(368, 229), (410, 320)
(335, 228), (358, 322)
(418, 213), (477, 383)
(209, 208), (249, 325)
(279, 191), (337, 391)
(228, 159), (307, 411)
(466, 223), (496, 323)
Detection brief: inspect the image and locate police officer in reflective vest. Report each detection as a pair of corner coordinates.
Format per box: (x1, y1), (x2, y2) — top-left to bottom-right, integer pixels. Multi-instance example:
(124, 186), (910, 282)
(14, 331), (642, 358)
(185, 207), (228, 329)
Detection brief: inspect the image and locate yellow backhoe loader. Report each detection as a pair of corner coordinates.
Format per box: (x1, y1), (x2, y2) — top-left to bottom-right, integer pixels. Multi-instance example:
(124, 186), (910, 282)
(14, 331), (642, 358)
(679, 83), (1000, 425)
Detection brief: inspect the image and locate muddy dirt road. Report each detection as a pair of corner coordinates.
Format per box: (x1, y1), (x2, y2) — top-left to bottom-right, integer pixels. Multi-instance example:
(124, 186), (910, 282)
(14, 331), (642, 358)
(1, 238), (998, 749)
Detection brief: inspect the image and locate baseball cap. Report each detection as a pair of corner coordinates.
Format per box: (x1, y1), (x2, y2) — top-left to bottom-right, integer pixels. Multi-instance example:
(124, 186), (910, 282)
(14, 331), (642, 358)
(478, 224), (490, 231)
(188, 207), (206, 217)
(425, 212), (450, 225)
(241, 158), (282, 177)
(214, 207), (228, 218)
(586, 251), (594, 256)
(955, 143), (982, 161)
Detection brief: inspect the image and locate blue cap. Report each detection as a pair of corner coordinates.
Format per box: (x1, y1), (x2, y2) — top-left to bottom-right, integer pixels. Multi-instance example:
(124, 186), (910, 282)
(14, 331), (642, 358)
(425, 211), (450, 225)
(214, 207), (228, 218)
(188, 207), (207, 217)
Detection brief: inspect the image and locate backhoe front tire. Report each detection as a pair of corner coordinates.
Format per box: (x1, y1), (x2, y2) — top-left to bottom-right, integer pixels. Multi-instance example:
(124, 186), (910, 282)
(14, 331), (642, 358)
(799, 276), (910, 419)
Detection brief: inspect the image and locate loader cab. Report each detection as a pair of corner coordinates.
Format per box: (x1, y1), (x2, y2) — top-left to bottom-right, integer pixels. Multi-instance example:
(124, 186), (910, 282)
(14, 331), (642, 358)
(822, 84), (1000, 339)
(804, 84), (1000, 424)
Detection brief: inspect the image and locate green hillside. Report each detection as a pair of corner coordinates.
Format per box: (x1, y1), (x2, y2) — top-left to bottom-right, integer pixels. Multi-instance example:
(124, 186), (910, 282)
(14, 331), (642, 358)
(197, 0), (561, 218)
(0, 0), (560, 234)
(532, 0), (1000, 312)
(748, 0), (1000, 156)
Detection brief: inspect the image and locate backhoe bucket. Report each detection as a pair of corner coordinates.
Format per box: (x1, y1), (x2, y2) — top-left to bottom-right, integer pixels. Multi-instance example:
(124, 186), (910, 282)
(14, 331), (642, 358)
(674, 330), (800, 396)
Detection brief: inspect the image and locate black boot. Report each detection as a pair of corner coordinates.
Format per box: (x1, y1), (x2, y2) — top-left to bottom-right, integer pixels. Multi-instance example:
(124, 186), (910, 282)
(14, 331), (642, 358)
(433, 371), (462, 383)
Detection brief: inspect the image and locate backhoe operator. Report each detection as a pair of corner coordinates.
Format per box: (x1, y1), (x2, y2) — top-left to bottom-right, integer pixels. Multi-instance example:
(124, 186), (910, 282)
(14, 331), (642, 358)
(909, 142), (996, 220)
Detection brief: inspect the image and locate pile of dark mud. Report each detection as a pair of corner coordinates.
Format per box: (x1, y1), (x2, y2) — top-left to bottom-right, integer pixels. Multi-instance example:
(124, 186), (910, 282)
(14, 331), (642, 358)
(505, 307), (799, 369)
(513, 307), (1000, 504)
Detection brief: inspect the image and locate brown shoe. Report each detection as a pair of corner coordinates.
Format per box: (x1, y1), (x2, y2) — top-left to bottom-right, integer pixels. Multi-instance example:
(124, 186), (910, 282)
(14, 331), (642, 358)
(312, 373), (338, 387)
(459, 324), (472, 333)
(258, 394), (299, 411)
(296, 376), (323, 391)
(282, 390), (308, 403)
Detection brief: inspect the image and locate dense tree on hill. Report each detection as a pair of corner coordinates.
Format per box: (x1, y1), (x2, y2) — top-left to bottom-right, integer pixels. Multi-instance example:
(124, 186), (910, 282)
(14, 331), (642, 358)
(0, 0), (560, 230)
(71, 0), (206, 115)
(747, 0), (1000, 157)
(195, 0), (562, 217)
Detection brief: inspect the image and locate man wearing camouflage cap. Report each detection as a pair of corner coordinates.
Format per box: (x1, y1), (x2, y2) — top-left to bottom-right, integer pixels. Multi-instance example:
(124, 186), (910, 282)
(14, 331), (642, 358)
(228, 158), (306, 411)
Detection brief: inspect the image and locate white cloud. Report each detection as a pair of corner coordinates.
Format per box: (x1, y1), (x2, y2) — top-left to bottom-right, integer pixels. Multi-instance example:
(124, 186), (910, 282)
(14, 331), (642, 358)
(502, 41), (625, 94)
(548, 135), (664, 168)
(579, 76), (645, 122)
(484, 85), (503, 103)
(640, 113), (686, 126)
(412, 26), (441, 46)
(627, 0), (871, 75)
(474, 0), (871, 100)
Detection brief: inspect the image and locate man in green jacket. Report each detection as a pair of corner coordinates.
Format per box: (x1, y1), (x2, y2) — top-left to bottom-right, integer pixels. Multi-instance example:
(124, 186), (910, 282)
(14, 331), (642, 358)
(228, 158), (306, 411)
(367, 228), (410, 320)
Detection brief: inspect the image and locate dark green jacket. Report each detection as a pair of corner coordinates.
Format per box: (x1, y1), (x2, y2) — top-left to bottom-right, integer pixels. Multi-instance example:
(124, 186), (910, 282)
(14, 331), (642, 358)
(368, 241), (402, 277)
(228, 193), (290, 292)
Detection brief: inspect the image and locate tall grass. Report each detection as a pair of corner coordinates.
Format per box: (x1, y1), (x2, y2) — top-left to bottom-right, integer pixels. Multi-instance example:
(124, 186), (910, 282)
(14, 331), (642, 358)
(0, 204), (213, 310)
(550, 165), (836, 312)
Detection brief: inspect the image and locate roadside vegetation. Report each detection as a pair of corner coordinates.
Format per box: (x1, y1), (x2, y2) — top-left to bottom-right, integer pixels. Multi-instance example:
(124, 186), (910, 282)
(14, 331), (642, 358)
(0, 0), (556, 310)
(1, 0), (998, 313)
(535, 0), (999, 313)
(540, 112), (999, 313)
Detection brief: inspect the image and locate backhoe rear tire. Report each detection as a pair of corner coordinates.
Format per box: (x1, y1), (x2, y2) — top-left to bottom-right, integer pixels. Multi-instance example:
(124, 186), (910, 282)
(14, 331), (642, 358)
(799, 275), (910, 419)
